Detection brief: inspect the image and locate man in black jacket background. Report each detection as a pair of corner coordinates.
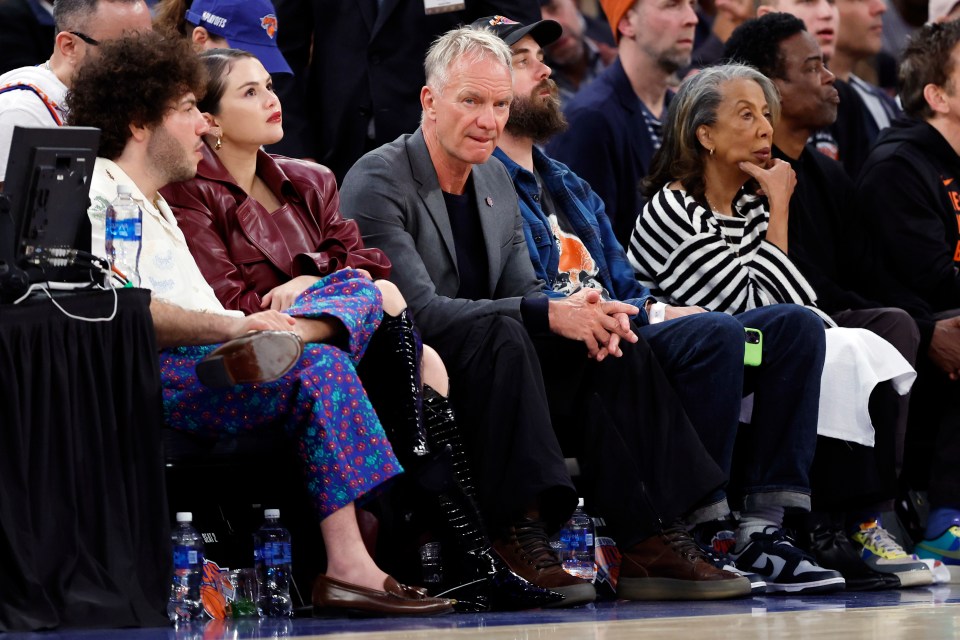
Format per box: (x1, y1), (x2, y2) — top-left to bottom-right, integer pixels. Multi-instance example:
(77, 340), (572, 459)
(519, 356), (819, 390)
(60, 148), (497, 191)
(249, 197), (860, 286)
(724, 13), (925, 590)
(856, 21), (960, 568)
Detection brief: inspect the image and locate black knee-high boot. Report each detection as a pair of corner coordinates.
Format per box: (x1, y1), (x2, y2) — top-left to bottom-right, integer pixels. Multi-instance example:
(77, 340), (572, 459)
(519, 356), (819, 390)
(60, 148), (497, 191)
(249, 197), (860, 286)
(358, 310), (561, 610)
(423, 388), (565, 611)
(356, 308), (428, 458)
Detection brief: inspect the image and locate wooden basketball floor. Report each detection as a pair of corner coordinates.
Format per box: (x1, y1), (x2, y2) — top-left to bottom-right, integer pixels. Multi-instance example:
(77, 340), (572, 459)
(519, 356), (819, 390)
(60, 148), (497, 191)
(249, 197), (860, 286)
(13, 584), (960, 639)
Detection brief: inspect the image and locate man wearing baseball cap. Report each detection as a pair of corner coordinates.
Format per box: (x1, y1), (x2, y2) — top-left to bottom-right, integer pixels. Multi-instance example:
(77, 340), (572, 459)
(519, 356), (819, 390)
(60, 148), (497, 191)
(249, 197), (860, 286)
(545, 0), (699, 249)
(154, 0), (292, 75)
(491, 14), (843, 597)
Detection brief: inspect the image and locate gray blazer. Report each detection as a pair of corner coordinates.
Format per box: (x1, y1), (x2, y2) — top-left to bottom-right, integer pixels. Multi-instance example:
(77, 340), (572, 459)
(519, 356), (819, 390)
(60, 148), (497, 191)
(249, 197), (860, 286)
(340, 128), (546, 351)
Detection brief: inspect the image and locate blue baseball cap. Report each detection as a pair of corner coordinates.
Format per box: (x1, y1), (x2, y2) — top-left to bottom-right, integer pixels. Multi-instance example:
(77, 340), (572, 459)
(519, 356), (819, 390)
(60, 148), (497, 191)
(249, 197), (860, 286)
(186, 0), (293, 75)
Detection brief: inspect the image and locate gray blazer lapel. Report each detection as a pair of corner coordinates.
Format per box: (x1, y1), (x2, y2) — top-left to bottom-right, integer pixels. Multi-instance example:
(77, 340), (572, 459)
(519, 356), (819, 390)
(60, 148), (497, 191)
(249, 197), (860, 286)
(471, 165), (507, 298)
(407, 131), (458, 277)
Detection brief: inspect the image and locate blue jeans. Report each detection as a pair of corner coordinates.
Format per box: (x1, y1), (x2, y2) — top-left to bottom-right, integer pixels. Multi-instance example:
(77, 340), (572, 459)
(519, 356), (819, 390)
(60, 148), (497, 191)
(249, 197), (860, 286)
(640, 304), (825, 515)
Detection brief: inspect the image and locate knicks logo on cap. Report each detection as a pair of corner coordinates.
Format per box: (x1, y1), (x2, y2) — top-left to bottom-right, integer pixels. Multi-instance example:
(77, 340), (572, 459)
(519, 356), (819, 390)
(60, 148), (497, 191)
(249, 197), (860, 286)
(488, 16), (519, 26)
(261, 14), (278, 39)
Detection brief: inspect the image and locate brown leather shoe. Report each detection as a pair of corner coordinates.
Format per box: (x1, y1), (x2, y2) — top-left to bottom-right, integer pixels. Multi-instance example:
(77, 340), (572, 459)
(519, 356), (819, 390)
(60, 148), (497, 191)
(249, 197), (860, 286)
(618, 523), (752, 600)
(493, 518), (596, 607)
(312, 574), (455, 616)
(196, 330), (303, 388)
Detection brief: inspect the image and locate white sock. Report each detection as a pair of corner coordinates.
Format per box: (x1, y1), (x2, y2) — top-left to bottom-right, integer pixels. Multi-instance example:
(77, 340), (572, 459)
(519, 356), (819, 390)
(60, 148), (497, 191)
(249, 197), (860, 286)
(735, 506), (785, 552)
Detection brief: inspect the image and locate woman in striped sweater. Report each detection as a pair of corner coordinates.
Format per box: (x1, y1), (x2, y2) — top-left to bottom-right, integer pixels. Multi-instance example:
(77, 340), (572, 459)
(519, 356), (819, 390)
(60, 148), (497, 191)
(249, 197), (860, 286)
(629, 64), (924, 589)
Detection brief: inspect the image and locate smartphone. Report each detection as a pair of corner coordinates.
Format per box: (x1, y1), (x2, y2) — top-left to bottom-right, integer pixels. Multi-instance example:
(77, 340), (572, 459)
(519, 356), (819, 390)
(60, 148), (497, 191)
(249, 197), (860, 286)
(744, 328), (763, 367)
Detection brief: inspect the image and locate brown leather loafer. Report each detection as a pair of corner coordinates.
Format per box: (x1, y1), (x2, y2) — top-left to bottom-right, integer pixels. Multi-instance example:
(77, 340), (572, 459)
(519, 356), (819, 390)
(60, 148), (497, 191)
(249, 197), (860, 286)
(312, 574), (455, 616)
(196, 330), (304, 388)
(493, 517), (596, 607)
(618, 524), (752, 600)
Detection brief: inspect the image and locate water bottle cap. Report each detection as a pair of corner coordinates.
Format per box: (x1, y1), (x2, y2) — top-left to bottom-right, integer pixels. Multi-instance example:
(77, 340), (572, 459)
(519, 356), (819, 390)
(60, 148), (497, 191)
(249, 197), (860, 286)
(264, 508), (280, 519)
(176, 512), (193, 522)
(116, 184), (132, 195)
(577, 498), (585, 508)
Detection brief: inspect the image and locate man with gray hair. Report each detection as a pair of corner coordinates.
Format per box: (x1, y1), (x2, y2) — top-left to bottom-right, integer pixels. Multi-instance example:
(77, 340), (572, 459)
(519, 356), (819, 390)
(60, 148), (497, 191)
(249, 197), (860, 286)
(0, 0), (152, 183)
(341, 22), (753, 603)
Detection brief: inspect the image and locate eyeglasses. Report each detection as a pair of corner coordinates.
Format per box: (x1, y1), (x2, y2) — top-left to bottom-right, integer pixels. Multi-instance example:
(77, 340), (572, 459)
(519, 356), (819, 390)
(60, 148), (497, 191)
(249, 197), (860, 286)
(69, 31), (100, 46)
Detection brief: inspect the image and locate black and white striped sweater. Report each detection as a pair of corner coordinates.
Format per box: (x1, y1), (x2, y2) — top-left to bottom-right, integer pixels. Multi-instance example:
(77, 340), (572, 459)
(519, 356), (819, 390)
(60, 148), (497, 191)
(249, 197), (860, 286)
(627, 185), (833, 325)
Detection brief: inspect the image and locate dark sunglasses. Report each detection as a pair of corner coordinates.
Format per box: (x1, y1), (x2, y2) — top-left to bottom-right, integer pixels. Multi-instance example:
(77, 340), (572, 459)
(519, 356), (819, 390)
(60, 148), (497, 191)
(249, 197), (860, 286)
(69, 31), (100, 46)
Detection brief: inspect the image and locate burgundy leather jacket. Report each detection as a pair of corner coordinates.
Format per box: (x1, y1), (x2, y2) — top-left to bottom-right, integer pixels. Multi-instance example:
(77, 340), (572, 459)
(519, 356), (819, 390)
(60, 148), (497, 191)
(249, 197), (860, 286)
(161, 144), (390, 315)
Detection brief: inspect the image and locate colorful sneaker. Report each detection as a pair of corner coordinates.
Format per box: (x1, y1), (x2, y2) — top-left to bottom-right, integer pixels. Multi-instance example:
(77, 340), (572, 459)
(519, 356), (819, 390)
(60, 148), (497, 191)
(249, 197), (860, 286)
(729, 527), (845, 594)
(851, 519), (934, 588)
(915, 526), (960, 566)
(693, 525), (766, 594)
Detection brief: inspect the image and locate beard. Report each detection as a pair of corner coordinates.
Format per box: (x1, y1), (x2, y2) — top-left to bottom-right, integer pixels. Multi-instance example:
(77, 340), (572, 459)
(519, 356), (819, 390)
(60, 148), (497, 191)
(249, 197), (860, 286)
(653, 47), (692, 75)
(147, 125), (198, 185)
(505, 79), (568, 144)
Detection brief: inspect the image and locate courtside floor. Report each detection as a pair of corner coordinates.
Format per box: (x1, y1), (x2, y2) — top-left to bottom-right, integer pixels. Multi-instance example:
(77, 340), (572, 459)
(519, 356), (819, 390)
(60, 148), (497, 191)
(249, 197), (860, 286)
(6, 586), (960, 639)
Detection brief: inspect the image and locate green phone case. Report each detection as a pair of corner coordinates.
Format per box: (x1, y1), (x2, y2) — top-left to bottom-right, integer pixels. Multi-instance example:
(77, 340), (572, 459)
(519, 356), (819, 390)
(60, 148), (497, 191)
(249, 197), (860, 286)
(744, 328), (763, 367)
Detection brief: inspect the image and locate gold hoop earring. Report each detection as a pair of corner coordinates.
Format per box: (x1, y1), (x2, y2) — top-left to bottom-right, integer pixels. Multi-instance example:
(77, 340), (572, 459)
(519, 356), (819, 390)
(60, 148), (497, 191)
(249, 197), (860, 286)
(215, 134), (222, 151)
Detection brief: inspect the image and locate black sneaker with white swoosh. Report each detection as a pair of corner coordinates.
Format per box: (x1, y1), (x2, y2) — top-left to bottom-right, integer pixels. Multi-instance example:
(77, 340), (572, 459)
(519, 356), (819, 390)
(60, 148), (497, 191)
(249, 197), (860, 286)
(729, 527), (846, 594)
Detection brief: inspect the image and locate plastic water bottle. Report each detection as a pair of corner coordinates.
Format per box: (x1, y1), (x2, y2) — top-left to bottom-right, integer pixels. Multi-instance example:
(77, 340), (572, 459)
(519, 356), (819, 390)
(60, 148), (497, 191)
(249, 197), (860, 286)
(104, 184), (142, 286)
(254, 509), (294, 617)
(559, 499), (596, 581)
(167, 512), (205, 622)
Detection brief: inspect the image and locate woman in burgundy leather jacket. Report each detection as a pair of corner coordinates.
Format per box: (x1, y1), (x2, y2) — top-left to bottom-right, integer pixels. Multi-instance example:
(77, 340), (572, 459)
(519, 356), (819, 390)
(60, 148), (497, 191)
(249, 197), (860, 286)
(161, 48), (556, 613)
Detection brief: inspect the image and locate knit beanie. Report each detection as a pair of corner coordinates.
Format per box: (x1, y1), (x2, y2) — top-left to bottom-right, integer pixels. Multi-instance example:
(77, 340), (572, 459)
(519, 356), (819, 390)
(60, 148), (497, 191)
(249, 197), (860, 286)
(600, 0), (637, 44)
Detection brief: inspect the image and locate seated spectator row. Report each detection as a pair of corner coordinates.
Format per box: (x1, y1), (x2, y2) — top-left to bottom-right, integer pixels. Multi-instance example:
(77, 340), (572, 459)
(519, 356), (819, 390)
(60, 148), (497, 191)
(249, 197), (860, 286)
(1, 0), (960, 620)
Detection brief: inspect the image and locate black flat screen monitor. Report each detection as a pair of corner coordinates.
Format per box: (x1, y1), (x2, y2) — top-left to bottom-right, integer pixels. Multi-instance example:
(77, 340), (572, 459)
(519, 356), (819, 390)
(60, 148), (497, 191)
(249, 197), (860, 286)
(0, 125), (100, 288)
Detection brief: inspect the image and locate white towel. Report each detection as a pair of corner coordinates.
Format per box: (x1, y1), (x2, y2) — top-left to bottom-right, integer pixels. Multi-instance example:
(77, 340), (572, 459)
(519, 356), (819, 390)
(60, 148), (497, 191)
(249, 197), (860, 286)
(739, 327), (915, 448)
(816, 327), (916, 447)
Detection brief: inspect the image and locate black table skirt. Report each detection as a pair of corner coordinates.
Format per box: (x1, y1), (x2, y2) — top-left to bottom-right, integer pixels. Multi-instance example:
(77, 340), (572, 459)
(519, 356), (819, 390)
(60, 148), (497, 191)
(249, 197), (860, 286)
(0, 289), (170, 631)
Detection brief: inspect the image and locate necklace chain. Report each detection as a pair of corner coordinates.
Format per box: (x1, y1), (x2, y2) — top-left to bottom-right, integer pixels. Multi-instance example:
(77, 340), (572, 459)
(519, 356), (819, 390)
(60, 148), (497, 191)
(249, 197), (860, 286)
(704, 194), (740, 257)
(705, 194), (728, 215)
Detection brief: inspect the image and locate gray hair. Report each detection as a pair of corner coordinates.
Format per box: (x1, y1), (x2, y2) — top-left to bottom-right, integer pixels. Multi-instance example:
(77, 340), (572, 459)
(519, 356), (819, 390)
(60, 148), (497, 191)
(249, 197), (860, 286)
(424, 26), (512, 94)
(53, 0), (140, 32)
(644, 63), (781, 203)
(674, 63), (780, 149)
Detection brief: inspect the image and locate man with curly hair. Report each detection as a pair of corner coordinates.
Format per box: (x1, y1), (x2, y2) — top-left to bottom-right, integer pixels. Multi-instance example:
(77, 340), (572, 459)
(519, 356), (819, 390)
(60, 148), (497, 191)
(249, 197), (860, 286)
(0, 0), (152, 184)
(67, 32), (460, 614)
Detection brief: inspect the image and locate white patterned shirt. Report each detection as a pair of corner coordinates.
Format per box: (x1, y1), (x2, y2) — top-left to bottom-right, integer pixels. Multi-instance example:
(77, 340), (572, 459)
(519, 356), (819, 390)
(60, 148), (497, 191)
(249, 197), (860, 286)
(87, 158), (240, 317)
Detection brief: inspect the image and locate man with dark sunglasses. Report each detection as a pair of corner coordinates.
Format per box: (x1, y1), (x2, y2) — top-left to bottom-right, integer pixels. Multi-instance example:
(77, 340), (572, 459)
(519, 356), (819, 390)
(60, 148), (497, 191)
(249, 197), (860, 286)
(0, 0), (151, 185)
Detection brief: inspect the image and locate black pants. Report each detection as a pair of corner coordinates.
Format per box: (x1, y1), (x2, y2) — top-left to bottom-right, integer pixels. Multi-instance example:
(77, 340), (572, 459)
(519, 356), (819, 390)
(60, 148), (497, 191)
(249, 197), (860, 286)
(531, 330), (727, 547)
(809, 308), (919, 512)
(441, 315), (577, 532)
(440, 315), (726, 545)
(904, 309), (960, 509)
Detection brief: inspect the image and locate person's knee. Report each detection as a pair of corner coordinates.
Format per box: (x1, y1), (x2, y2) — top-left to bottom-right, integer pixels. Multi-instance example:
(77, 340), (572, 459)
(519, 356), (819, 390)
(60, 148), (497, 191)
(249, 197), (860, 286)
(374, 279), (407, 316)
(766, 305), (824, 337)
(467, 315), (538, 371)
(654, 312), (743, 365)
(421, 344), (449, 396)
(881, 307), (922, 356)
(742, 305), (825, 365)
(695, 312), (745, 357)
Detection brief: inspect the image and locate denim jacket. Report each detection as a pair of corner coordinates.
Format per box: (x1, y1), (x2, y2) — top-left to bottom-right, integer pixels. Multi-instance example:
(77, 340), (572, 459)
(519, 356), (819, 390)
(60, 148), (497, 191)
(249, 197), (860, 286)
(493, 146), (653, 324)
